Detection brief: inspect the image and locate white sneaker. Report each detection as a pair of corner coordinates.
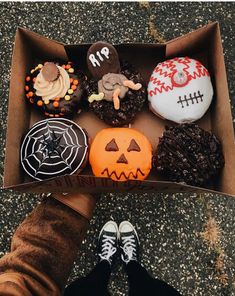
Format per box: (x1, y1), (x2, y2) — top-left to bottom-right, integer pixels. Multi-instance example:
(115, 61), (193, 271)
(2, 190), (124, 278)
(119, 221), (140, 264)
(98, 221), (119, 265)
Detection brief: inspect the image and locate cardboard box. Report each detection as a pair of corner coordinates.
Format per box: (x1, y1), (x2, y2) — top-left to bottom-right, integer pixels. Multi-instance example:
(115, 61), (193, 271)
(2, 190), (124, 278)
(3, 22), (235, 196)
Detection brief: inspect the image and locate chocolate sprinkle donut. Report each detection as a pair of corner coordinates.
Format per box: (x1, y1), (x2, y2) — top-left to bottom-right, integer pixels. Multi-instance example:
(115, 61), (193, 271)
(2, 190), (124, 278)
(155, 123), (225, 186)
(25, 62), (87, 118)
(85, 61), (146, 126)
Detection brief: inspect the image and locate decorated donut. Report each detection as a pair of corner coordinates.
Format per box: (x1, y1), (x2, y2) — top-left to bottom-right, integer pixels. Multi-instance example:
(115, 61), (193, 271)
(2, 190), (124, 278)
(21, 118), (89, 180)
(148, 57), (213, 124)
(85, 42), (146, 126)
(154, 123), (224, 186)
(89, 128), (152, 181)
(25, 61), (86, 118)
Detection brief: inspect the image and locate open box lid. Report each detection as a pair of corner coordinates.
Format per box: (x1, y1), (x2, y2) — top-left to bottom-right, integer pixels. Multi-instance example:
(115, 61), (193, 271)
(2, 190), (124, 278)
(3, 22), (235, 197)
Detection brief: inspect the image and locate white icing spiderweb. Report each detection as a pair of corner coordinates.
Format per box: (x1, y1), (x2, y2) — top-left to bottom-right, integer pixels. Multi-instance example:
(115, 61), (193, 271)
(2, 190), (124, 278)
(21, 119), (88, 180)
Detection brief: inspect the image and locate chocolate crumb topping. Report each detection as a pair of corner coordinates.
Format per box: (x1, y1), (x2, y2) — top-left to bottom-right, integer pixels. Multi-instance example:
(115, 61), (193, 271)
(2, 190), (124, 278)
(155, 123), (225, 186)
(85, 61), (146, 126)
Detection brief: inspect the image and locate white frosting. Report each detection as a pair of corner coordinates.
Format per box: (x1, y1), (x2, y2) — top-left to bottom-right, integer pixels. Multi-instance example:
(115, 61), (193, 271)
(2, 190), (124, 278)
(148, 57), (213, 124)
(34, 66), (70, 102)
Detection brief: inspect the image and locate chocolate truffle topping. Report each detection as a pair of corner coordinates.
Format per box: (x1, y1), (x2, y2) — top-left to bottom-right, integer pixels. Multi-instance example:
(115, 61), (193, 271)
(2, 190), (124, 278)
(21, 118), (88, 180)
(155, 123), (224, 186)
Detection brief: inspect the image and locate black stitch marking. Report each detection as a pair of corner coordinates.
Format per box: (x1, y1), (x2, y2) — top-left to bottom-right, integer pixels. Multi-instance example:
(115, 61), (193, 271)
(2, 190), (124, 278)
(177, 91), (204, 108)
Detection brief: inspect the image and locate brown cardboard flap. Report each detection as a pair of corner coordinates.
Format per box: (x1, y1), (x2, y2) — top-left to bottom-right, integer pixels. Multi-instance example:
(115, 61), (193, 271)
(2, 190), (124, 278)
(18, 27), (68, 61)
(4, 28), (33, 186)
(6, 174), (235, 198)
(208, 23), (235, 194)
(166, 22), (218, 58)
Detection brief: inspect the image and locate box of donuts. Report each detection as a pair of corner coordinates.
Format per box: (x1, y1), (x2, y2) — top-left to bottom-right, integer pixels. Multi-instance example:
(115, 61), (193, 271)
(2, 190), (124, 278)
(3, 22), (235, 196)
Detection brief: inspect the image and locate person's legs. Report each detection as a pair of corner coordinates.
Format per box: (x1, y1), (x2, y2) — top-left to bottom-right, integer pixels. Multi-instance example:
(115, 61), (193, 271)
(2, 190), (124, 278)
(64, 221), (119, 296)
(126, 261), (181, 296)
(119, 221), (182, 296)
(64, 260), (111, 296)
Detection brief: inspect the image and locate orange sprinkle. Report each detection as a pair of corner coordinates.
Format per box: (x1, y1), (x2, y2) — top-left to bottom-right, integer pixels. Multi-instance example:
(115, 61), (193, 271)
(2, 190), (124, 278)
(26, 94), (29, 99)
(53, 101), (59, 108)
(65, 64), (71, 70)
(123, 80), (142, 90)
(70, 78), (74, 83)
(73, 79), (79, 85)
(55, 114), (60, 118)
(61, 107), (65, 112)
(54, 97), (60, 101)
(37, 100), (43, 106)
(28, 91), (34, 97)
(29, 98), (34, 104)
(113, 88), (121, 110)
(25, 85), (29, 91)
(45, 112), (49, 116)
(71, 85), (77, 91)
(33, 77), (36, 83)
(26, 76), (30, 82)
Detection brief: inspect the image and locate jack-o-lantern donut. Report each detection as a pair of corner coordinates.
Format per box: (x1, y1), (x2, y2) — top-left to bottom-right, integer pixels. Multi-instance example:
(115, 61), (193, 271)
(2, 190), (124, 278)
(89, 128), (152, 181)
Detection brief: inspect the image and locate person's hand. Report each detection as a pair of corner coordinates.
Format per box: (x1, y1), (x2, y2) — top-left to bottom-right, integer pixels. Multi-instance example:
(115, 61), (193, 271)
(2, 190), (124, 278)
(52, 192), (100, 220)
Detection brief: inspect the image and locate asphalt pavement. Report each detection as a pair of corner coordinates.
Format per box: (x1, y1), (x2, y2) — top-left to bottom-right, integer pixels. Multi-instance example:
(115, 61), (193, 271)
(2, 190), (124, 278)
(0, 2), (234, 295)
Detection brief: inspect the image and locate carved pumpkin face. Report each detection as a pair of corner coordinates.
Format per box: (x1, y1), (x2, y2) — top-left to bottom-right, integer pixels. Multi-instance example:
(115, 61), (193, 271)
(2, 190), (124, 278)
(89, 128), (152, 181)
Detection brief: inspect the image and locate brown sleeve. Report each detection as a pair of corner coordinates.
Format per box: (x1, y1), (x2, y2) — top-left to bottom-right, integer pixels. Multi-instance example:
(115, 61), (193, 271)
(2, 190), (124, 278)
(0, 196), (91, 296)
(53, 192), (98, 220)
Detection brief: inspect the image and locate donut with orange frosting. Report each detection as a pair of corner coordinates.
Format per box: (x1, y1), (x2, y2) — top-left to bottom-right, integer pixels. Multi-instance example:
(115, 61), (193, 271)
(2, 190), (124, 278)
(89, 128), (152, 181)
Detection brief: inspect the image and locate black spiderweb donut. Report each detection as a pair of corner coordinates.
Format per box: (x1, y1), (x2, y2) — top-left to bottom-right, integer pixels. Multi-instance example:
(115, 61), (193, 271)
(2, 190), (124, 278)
(21, 118), (88, 180)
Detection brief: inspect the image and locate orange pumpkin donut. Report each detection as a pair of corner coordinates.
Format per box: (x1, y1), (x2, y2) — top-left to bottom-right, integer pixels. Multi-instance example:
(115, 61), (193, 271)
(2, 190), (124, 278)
(89, 128), (152, 181)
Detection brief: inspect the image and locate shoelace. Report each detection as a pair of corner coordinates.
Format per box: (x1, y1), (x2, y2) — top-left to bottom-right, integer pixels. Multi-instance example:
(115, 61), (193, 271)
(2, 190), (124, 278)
(98, 235), (117, 264)
(121, 235), (137, 263)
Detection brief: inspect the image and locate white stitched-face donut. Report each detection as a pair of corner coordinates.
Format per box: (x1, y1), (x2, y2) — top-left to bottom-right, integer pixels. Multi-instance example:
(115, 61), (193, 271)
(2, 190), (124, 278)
(147, 57), (213, 124)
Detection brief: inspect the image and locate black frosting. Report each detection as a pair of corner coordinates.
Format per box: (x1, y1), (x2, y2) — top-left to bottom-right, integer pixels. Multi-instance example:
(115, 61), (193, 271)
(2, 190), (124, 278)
(21, 118), (88, 180)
